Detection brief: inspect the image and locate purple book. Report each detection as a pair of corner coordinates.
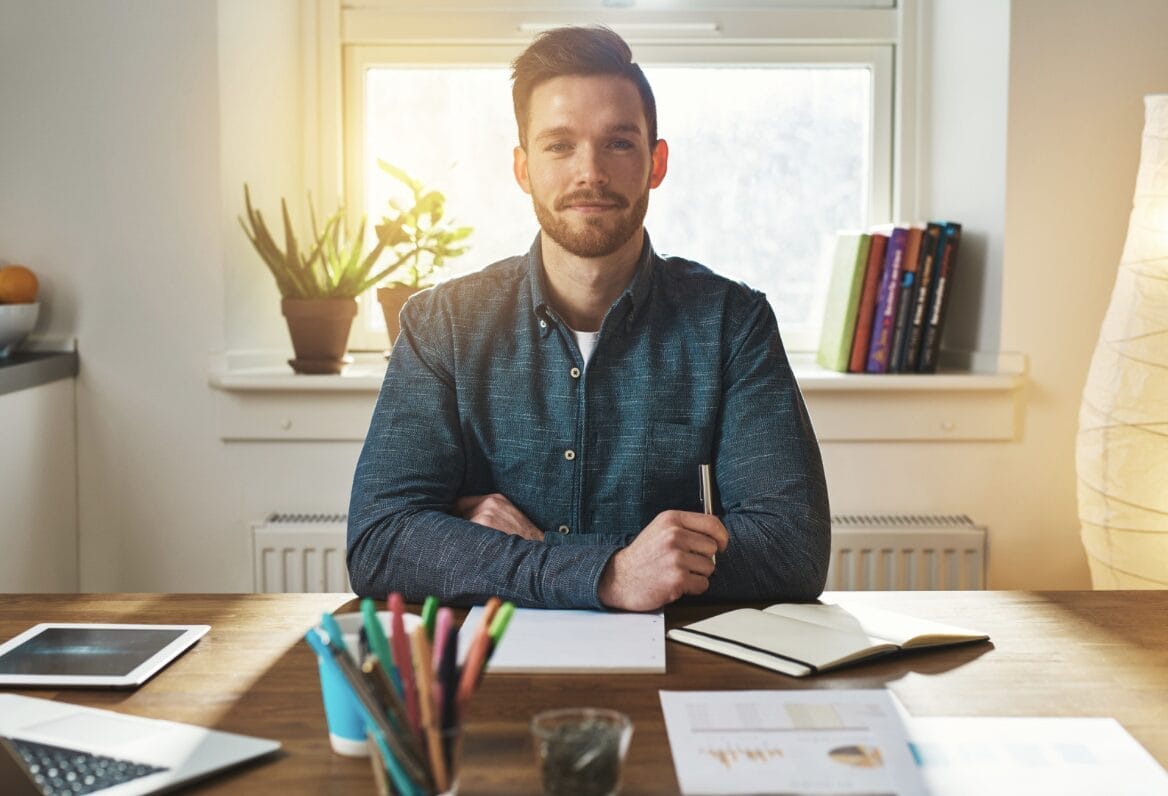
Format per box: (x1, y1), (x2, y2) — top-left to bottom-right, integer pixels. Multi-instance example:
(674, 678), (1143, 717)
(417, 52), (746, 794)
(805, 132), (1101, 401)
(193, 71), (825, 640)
(865, 226), (908, 373)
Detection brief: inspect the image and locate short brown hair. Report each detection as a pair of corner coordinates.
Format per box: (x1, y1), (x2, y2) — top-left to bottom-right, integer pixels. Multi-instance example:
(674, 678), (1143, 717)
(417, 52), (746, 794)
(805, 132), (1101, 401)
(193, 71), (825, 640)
(510, 26), (658, 149)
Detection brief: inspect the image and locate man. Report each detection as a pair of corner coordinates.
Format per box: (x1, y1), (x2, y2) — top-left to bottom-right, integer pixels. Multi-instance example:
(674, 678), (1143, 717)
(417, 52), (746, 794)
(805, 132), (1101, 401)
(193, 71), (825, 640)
(347, 25), (829, 611)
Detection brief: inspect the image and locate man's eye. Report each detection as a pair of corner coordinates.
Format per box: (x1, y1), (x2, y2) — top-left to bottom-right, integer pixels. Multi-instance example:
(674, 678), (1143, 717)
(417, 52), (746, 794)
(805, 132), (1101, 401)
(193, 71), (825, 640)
(546, 142), (571, 153)
(609, 139), (635, 150)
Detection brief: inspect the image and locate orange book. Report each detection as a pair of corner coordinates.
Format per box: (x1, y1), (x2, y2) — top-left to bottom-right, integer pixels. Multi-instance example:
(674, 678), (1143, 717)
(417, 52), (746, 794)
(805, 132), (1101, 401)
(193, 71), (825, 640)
(847, 233), (888, 373)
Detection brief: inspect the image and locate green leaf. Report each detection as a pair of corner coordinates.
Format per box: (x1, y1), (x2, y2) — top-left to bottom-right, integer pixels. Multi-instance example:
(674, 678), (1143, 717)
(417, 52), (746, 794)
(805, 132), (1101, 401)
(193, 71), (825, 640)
(378, 159), (422, 193)
(240, 166), (473, 300)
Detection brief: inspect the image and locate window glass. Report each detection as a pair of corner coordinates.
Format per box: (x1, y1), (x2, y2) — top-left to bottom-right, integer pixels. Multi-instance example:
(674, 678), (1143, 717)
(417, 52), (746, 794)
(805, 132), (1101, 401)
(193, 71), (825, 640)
(366, 67), (534, 293)
(362, 64), (870, 345)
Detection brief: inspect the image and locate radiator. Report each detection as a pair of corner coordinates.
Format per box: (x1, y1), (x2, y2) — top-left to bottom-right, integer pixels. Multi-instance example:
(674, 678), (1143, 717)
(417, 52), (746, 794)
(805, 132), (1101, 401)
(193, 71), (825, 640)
(251, 513), (351, 594)
(250, 511), (986, 593)
(827, 514), (986, 590)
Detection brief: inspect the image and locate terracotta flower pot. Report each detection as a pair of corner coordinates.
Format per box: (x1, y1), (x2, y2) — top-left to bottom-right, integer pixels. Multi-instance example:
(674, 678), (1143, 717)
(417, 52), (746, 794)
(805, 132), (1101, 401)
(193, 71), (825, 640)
(280, 297), (358, 374)
(376, 284), (422, 348)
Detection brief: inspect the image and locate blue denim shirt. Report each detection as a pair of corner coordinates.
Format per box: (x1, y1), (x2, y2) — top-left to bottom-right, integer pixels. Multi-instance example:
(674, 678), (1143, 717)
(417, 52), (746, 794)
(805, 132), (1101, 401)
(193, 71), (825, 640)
(347, 234), (830, 608)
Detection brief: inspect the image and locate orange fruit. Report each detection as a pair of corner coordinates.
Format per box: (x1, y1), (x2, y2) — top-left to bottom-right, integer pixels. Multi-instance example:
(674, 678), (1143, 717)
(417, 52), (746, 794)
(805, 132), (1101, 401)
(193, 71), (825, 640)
(0, 265), (38, 303)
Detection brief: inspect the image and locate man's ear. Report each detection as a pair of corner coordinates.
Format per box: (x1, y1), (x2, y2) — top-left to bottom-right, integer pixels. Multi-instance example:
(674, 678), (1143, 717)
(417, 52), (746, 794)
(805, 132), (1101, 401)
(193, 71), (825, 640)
(513, 146), (532, 195)
(649, 139), (669, 189)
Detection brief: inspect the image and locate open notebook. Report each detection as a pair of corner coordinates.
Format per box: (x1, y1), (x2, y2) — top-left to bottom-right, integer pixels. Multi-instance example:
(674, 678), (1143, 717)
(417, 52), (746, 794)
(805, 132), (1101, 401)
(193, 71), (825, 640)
(0, 694), (278, 795)
(668, 601), (989, 677)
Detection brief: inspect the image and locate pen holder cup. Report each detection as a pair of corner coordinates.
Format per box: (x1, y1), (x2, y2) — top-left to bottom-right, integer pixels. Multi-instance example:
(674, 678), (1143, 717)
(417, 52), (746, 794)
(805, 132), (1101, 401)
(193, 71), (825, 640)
(370, 723), (461, 796)
(531, 708), (633, 796)
(315, 610), (423, 757)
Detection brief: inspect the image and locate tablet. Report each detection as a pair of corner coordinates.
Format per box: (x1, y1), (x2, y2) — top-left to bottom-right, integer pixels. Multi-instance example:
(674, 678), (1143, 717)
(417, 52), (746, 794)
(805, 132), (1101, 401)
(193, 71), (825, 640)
(0, 623), (210, 688)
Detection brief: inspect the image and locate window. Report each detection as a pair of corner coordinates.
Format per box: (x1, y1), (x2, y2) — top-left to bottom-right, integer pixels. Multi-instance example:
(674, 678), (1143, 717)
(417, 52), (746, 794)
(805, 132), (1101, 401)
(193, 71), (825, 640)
(337, 4), (903, 351)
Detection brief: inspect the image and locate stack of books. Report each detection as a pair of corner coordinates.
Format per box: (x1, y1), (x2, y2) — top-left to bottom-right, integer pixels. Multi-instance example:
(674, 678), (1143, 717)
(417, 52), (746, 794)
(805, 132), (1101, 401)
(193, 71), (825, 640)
(816, 221), (963, 374)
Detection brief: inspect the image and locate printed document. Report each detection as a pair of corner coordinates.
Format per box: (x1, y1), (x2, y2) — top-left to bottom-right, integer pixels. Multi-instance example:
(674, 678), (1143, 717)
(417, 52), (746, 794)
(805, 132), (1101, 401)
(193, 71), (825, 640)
(659, 689), (926, 795)
(906, 716), (1168, 795)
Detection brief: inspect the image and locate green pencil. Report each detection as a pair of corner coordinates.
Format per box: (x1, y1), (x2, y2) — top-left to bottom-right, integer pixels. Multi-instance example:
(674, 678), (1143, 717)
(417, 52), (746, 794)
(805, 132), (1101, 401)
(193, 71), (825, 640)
(487, 601), (515, 659)
(421, 595), (439, 641)
(361, 598), (396, 683)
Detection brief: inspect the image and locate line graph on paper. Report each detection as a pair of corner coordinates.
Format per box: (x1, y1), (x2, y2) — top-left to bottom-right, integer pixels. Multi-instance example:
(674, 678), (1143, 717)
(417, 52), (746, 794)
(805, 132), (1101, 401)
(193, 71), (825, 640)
(700, 743), (786, 770)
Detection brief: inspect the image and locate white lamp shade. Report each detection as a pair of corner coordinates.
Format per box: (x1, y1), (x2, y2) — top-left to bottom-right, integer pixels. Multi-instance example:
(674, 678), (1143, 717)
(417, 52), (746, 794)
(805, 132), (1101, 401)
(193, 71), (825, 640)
(1077, 93), (1168, 587)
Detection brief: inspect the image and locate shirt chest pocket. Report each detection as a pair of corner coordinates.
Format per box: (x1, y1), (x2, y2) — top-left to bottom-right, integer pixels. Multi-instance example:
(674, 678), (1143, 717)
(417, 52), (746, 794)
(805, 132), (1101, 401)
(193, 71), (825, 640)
(639, 420), (714, 525)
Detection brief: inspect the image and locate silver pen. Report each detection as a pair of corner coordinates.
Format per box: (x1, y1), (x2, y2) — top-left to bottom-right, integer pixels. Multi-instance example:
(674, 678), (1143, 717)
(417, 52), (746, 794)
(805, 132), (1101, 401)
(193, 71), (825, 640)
(700, 464), (716, 565)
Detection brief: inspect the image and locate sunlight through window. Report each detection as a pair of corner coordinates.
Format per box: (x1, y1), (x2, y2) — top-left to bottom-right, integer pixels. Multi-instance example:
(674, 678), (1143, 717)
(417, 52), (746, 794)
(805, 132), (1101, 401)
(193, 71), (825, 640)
(361, 65), (871, 348)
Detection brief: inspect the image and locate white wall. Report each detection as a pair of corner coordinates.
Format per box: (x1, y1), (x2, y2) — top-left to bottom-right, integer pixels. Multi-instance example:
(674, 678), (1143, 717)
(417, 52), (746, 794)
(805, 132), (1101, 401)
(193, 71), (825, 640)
(219, 0), (306, 351)
(920, 0), (1009, 356)
(998, 0), (1168, 588)
(2, 1), (1165, 592)
(0, 0), (234, 590)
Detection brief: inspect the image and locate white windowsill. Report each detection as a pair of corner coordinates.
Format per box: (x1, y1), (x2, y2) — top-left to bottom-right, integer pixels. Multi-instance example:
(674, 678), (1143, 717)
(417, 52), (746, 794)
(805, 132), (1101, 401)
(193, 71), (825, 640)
(209, 350), (389, 392)
(208, 350), (1027, 443)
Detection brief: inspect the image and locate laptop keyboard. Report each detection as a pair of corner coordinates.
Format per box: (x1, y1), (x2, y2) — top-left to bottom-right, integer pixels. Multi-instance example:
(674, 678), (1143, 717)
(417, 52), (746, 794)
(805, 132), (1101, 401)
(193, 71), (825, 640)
(6, 737), (167, 795)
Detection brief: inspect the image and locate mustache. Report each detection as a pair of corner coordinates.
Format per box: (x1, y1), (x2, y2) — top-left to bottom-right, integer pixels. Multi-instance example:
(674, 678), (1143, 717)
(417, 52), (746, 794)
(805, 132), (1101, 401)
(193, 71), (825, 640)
(556, 190), (629, 210)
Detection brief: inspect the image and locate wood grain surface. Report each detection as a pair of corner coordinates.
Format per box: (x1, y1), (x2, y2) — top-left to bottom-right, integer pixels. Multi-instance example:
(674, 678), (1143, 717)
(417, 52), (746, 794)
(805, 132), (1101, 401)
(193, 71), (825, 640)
(1, 591), (1165, 794)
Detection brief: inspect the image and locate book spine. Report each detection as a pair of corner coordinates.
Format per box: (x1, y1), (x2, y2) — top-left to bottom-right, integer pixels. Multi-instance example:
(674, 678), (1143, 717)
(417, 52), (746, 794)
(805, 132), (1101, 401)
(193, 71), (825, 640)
(918, 222), (963, 373)
(815, 232), (871, 372)
(902, 222), (944, 372)
(865, 226), (908, 373)
(847, 233), (888, 373)
(887, 226), (924, 373)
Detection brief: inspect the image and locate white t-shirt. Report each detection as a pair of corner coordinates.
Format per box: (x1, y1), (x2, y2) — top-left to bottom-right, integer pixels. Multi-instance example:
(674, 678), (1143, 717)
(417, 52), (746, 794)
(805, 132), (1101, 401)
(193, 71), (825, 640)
(573, 329), (601, 365)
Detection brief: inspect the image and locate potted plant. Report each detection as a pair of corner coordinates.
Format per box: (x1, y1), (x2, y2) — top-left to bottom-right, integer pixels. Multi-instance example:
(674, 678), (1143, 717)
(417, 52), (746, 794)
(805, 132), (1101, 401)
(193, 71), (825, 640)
(239, 186), (391, 374)
(372, 161), (473, 345)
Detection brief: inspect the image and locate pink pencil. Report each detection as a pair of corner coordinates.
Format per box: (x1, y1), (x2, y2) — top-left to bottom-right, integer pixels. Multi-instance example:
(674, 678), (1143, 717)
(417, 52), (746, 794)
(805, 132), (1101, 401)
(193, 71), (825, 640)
(388, 593), (421, 738)
(431, 607), (454, 719)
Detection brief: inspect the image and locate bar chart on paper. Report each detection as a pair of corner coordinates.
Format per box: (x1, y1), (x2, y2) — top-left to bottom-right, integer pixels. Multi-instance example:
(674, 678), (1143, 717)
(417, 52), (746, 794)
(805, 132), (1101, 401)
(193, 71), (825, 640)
(659, 690), (927, 796)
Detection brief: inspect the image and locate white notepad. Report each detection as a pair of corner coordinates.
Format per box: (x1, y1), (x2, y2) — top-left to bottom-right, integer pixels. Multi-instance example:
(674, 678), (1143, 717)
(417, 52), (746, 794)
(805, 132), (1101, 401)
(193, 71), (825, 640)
(459, 607), (665, 673)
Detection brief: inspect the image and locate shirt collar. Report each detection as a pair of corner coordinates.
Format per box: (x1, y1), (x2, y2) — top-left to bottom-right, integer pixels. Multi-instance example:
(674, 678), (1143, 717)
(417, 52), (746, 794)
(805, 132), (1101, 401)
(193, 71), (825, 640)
(527, 231), (657, 335)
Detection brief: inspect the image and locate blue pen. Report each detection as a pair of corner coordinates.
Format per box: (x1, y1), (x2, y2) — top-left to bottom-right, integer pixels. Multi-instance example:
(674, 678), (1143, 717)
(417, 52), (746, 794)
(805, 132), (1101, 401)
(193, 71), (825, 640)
(320, 613), (348, 657)
(305, 628), (423, 796)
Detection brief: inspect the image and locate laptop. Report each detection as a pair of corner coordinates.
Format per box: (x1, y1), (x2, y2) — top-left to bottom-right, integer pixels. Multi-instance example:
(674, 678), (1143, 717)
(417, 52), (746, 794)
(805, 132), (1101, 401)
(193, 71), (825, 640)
(0, 694), (280, 795)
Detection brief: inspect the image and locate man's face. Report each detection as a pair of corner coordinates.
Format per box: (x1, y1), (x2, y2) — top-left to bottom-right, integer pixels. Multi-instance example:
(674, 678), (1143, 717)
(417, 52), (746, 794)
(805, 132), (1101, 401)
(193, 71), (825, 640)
(513, 74), (668, 259)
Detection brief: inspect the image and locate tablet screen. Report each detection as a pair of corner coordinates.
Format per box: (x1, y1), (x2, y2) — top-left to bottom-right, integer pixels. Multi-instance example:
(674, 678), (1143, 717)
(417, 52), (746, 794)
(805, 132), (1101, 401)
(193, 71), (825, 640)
(0, 624), (210, 687)
(0, 627), (189, 677)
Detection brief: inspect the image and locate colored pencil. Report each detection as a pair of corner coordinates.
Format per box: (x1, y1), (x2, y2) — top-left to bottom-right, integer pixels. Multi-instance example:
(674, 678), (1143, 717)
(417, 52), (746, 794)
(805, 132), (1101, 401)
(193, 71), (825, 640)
(411, 623), (449, 793)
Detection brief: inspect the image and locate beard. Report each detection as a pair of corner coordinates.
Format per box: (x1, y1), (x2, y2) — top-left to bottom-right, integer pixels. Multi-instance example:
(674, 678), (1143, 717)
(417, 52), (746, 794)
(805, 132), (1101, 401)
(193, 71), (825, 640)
(532, 182), (650, 259)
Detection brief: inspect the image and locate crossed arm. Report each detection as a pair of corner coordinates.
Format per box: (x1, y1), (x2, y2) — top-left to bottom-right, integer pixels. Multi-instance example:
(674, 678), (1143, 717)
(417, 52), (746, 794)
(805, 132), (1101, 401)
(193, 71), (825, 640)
(455, 493), (728, 611)
(347, 298), (828, 610)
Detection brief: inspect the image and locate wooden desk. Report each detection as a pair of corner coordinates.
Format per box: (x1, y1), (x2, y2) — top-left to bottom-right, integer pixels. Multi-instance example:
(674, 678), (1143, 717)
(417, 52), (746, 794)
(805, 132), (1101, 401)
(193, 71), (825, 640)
(1, 591), (1165, 794)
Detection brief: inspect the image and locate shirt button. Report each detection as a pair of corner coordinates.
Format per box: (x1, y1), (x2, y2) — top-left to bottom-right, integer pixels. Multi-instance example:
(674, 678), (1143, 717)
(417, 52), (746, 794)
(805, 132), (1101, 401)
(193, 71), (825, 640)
(558, 525), (570, 535)
(564, 449), (576, 461)
(539, 319), (547, 329)
(570, 367), (581, 379)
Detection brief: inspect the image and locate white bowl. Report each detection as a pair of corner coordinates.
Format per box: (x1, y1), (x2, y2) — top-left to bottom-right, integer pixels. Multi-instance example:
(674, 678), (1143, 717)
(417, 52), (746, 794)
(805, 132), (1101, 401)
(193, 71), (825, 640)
(0, 303), (39, 358)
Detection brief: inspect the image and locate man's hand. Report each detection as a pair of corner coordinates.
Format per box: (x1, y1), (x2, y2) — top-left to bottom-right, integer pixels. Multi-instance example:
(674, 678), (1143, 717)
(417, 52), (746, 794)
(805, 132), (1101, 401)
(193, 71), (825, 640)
(597, 510), (729, 612)
(454, 493), (545, 542)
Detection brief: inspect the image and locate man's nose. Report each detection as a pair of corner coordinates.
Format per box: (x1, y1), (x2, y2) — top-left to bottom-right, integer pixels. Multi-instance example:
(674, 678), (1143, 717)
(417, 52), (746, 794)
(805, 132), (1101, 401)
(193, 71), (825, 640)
(573, 145), (609, 186)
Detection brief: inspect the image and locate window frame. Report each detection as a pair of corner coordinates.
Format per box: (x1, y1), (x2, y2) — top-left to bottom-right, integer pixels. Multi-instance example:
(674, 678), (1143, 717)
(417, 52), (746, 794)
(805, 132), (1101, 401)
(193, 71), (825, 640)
(319, 1), (914, 351)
